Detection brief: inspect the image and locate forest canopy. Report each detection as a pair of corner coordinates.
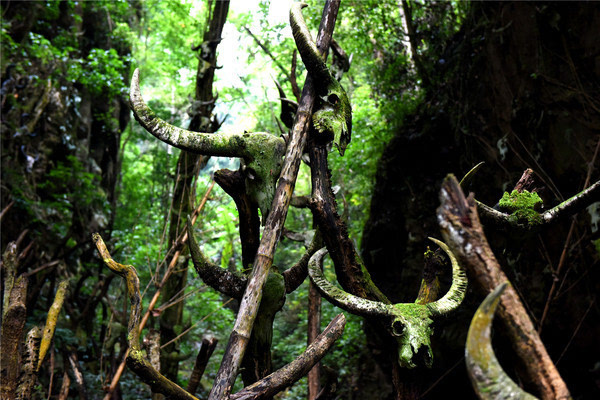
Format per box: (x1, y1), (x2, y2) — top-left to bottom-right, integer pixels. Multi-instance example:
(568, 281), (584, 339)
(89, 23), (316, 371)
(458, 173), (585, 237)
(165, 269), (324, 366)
(1, 1), (599, 399)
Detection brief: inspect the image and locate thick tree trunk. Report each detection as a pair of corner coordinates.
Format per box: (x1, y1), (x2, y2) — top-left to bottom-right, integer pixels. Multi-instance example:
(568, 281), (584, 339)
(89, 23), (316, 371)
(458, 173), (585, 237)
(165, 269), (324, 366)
(159, 0), (230, 381)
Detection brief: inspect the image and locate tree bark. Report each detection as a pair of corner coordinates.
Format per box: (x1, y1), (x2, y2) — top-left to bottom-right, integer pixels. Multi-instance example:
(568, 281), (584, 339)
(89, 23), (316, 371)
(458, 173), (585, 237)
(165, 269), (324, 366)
(307, 280), (322, 400)
(208, 2), (341, 398)
(437, 175), (571, 399)
(160, 0), (230, 381)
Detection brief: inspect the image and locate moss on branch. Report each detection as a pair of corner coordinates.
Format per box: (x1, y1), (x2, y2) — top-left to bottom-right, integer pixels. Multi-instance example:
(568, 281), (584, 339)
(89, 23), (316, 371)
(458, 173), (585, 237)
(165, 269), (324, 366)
(92, 233), (199, 400)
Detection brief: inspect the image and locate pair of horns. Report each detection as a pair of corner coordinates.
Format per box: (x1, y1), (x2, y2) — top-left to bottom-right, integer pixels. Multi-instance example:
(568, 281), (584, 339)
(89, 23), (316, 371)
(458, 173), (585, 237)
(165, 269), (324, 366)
(308, 237), (467, 320)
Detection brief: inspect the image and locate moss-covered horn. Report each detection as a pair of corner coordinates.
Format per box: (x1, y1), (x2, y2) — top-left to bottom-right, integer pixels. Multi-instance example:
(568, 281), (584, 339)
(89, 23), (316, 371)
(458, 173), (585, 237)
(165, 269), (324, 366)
(308, 248), (395, 317)
(130, 68), (239, 157)
(290, 3), (332, 86)
(466, 282), (538, 399)
(129, 68), (285, 219)
(425, 238), (468, 316)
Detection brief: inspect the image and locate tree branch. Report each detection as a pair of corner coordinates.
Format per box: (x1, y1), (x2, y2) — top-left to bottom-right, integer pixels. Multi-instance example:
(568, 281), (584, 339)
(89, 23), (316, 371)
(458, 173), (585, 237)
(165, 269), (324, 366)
(187, 335), (218, 396)
(308, 143), (389, 303)
(243, 26), (292, 84)
(207, 3), (342, 398)
(282, 229), (323, 293)
(436, 175), (570, 399)
(229, 314), (346, 400)
(0, 243), (27, 399)
(93, 234), (199, 400)
(214, 168), (260, 269)
(476, 179), (600, 232)
(187, 217), (247, 298)
(38, 279), (69, 371)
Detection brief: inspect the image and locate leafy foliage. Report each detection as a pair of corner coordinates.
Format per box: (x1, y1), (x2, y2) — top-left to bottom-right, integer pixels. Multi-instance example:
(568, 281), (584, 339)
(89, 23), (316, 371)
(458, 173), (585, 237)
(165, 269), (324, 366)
(10, 0), (592, 398)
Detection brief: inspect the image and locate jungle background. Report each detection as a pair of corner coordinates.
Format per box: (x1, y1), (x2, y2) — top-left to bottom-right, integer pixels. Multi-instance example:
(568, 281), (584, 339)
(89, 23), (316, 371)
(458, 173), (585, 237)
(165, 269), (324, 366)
(1, 0), (599, 399)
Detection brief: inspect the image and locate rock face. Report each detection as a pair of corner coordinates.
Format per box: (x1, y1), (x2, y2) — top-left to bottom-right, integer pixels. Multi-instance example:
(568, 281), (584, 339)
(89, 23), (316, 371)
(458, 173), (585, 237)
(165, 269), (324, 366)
(362, 2), (599, 398)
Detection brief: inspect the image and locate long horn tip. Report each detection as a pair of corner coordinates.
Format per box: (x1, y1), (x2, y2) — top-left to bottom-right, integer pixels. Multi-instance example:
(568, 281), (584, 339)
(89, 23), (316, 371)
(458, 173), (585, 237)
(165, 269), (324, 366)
(130, 68), (141, 101)
(480, 282), (508, 314)
(427, 237), (449, 252)
(131, 68), (140, 87)
(427, 236), (442, 246)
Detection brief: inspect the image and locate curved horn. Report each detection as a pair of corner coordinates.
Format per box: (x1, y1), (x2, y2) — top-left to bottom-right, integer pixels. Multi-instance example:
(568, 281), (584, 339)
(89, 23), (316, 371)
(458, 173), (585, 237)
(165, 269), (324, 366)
(425, 238), (468, 316)
(308, 248), (394, 317)
(290, 3), (332, 86)
(130, 68), (283, 157)
(466, 282), (538, 399)
(130, 68), (285, 219)
(130, 68), (236, 156)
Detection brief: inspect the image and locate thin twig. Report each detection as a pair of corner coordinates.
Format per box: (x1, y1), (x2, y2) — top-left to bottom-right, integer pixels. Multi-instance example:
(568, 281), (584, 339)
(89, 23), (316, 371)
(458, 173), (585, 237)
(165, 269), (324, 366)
(160, 298), (234, 349)
(93, 234), (199, 400)
(101, 181), (214, 398)
(0, 200), (14, 222)
(243, 26), (292, 83)
(556, 298), (594, 365)
(420, 356), (465, 398)
(538, 137), (600, 333)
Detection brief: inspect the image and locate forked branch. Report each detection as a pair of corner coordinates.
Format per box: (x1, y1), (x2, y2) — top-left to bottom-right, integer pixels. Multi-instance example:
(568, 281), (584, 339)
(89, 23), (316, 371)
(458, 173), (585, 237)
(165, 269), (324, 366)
(208, 2), (342, 398)
(92, 233), (199, 400)
(436, 174), (570, 399)
(229, 314), (346, 400)
(476, 179), (599, 231)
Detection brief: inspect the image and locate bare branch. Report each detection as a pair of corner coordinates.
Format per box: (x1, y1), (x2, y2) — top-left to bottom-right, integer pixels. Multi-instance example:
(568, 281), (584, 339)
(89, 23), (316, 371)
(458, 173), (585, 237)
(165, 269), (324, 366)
(437, 174), (570, 399)
(38, 279), (69, 371)
(476, 179), (600, 231)
(187, 217), (246, 298)
(243, 26), (292, 83)
(1, 243), (27, 399)
(92, 233), (199, 400)
(208, 2), (341, 398)
(230, 314), (346, 400)
(214, 168), (260, 268)
(282, 228), (323, 293)
(541, 179), (599, 223)
(17, 326), (42, 399)
(187, 335), (218, 396)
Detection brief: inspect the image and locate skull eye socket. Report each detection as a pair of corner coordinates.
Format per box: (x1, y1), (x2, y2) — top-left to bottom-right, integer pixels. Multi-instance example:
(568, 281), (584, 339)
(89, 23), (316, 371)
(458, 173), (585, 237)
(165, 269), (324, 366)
(392, 320), (405, 337)
(327, 93), (339, 105)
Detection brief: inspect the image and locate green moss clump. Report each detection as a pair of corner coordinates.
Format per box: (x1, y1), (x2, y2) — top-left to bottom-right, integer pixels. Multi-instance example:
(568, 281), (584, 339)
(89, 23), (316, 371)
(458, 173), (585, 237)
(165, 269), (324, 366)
(499, 190), (542, 211)
(498, 190), (543, 226)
